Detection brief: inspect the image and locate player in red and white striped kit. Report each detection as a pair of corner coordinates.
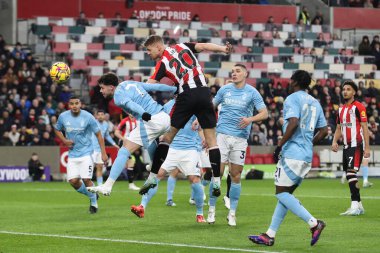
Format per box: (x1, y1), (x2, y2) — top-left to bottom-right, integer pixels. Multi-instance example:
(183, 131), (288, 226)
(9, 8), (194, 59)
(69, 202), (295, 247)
(332, 80), (370, 216)
(114, 114), (140, 191)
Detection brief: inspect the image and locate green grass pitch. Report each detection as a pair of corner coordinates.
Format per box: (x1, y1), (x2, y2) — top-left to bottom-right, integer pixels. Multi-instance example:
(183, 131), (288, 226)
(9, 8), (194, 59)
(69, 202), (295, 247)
(1, 179), (379, 253)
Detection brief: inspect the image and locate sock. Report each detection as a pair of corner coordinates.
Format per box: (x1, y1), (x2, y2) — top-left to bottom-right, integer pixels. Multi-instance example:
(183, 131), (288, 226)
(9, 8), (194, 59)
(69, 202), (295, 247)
(109, 147), (131, 182)
(361, 166), (369, 183)
(276, 192), (317, 227)
(229, 182), (241, 212)
(201, 179), (210, 187)
(226, 174), (231, 198)
(208, 181), (217, 206)
(96, 176), (103, 186)
(203, 169), (212, 182)
(127, 169), (134, 184)
(209, 148), (221, 178)
(351, 200), (360, 209)
(147, 139), (158, 161)
(192, 182), (204, 215)
(268, 201), (288, 236)
(167, 175), (176, 201)
(141, 180), (160, 208)
(77, 182), (97, 207)
(347, 173), (361, 202)
(151, 143), (169, 174)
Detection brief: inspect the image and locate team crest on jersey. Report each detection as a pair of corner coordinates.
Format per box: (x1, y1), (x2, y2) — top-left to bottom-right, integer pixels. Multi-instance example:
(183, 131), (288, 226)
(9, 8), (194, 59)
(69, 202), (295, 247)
(361, 111), (366, 117)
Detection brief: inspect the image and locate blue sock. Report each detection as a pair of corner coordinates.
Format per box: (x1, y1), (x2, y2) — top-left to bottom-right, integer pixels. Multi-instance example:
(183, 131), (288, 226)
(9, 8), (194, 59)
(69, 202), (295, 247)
(141, 180), (160, 208)
(109, 147), (130, 181)
(269, 201), (288, 232)
(97, 176), (103, 186)
(147, 141), (158, 161)
(276, 192), (312, 223)
(77, 182), (97, 206)
(208, 181), (217, 207)
(229, 182), (241, 212)
(192, 182), (204, 215)
(167, 176), (176, 201)
(362, 166), (369, 182)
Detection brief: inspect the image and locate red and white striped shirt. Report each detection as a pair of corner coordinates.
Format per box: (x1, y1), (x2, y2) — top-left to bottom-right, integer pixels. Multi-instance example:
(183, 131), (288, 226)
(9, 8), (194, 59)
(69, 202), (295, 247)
(150, 43), (207, 94)
(117, 117), (137, 138)
(336, 100), (367, 148)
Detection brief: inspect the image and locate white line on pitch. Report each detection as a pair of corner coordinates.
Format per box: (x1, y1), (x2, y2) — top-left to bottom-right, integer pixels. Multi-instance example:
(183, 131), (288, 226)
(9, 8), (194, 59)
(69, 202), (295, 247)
(19, 188), (380, 200)
(0, 231), (285, 253)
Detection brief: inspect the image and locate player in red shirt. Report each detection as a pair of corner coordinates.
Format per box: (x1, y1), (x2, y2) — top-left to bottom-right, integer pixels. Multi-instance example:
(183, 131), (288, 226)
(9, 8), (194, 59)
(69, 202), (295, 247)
(114, 114), (140, 191)
(332, 80), (370, 216)
(140, 35), (232, 197)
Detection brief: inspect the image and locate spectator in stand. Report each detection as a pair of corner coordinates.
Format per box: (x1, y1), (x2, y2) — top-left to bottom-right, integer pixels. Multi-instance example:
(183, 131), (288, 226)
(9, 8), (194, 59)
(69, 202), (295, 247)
(253, 31), (264, 47)
(191, 14), (200, 22)
(223, 30), (238, 45)
(367, 80), (379, 99)
(76, 12), (90, 26)
(250, 124), (266, 145)
(363, 0), (373, 7)
(314, 33), (327, 48)
(223, 16), (229, 22)
(28, 153), (44, 181)
(358, 35), (373, 55)
(298, 6), (311, 25)
(282, 17), (290, 24)
(335, 48), (352, 64)
(331, 86), (343, 105)
(318, 125), (334, 145)
(265, 16), (277, 31)
(372, 42), (380, 70)
(284, 32), (300, 47)
(312, 11), (324, 25)
(0, 34), (6, 54)
(370, 35), (379, 50)
(112, 12), (127, 33)
(8, 124), (20, 146)
(146, 14), (154, 28)
(40, 131), (55, 146)
(11, 42), (27, 60)
(243, 47), (254, 62)
(130, 10), (138, 20)
(237, 16), (250, 31)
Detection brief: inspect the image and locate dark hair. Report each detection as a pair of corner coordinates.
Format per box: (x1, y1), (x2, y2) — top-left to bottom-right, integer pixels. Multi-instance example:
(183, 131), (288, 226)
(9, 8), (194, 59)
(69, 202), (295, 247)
(69, 95), (81, 101)
(290, 70), (311, 89)
(234, 63), (247, 71)
(98, 72), (119, 87)
(97, 109), (105, 114)
(143, 35), (164, 47)
(342, 80), (358, 93)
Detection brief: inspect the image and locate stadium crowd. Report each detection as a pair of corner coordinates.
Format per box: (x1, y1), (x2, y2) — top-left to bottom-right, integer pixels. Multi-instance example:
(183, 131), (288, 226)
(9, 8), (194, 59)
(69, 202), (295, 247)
(1, 10), (380, 147)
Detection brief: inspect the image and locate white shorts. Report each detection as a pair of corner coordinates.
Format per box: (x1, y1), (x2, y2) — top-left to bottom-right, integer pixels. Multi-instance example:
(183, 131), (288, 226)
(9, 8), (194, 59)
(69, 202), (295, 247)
(91, 151), (103, 164)
(275, 158), (311, 187)
(127, 111), (170, 148)
(67, 155), (94, 181)
(161, 148), (201, 176)
(217, 133), (248, 166)
(199, 149), (211, 168)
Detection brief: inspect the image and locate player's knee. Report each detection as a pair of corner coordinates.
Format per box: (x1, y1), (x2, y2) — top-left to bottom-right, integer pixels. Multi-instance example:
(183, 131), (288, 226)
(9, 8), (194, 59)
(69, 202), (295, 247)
(69, 178), (81, 188)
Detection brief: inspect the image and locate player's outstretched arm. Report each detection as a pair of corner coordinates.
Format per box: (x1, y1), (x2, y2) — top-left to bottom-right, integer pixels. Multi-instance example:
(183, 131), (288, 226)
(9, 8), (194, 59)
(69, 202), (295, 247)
(313, 126), (328, 145)
(95, 131), (108, 163)
(195, 42), (232, 54)
(331, 124), (341, 152)
(142, 83), (177, 93)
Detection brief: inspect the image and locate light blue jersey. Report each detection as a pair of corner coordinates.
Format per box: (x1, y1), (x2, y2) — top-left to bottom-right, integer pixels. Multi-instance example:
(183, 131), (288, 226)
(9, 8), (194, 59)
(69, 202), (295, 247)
(55, 110), (100, 158)
(91, 121), (116, 152)
(282, 91), (327, 162)
(113, 81), (177, 119)
(213, 83), (266, 139)
(163, 100), (201, 151)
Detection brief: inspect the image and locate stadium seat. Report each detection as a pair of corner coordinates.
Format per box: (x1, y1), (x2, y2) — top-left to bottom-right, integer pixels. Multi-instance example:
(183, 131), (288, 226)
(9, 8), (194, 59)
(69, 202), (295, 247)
(123, 60), (139, 68)
(190, 21), (202, 30)
(231, 31), (242, 39)
(210, 38), (222, 45)
(134, 28), (149, 37)
(79, 34), (93, 43)
(85, 26), (103, 35)
(68, 26), (85, 34)
(303, 32), (317, 40)
(159, 21), (171, 29)
(267, 63), (283, 73)
(89, 59), (105, 66)
(282, 24), (294, 32)
(94, 19), (107, 27)
(52, 26), (69, 34)
(221, 61), (236, 70)
(328, 48), (340, 55)
(53, 42), (70, 53)
(315, 63), (329, 70)
(329, 64), (345, 74)
(359, 64), (375, 74)
(197, 29), (212, 38)
(114, 35), (126, 44)
(132, 51), (145, 60)
(36, 17), (49, 25)
(120, 44), (136, 51)
(217, 69), (230, 78)
(139, 60), (156, 67)
(54, 34), (68, 43)
(251, 23), (264, 31)
(273, 39), (285, 47)
(249, 69), (262, 78)
(263, 47), (278, 55)
(345, 64), (360, 71)
(343, 70), (355, 79)
(252, 62), (267, 70)
(205, 62), (221, 69)
(87, 43), (103, 52)
(32, 25), (51, 36)
(222, 22), (233, 30)
(284, 62), (299, 69)
(252, 156), (264, 164)
(62, 17), (75, 26)
(299, 63), (314, 72)
(242, 38), (253, 47)
(198, 53), (210, 62)
(263, 154), (274, 164)
(103, 27), (117, 35)
(90, 66), (104, 76)
(262, 54), (273, 63)
(311, 25), (322, 33)
(72, 50), (86, 59)
(70, 43), (87, 51)
(127, 19), (139, 28)
(104, 43), (120, 50)
(71, 59), (88, 70)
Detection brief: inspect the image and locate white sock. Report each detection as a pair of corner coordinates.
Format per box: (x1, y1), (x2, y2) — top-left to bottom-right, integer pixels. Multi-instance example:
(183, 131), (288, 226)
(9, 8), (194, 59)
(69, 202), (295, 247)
(351, 201), (359, 209)
(229, 210), (236, 216)
(209, 206), (215, 212)
(213, 177), (221, 184)
(103, 178), (116, 188)
(307, 217), (318, 228)
(266, 229), (276, 238)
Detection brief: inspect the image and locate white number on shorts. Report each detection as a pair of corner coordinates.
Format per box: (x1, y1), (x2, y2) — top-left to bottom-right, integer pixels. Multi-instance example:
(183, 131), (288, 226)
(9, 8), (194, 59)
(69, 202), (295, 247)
(348, 156), (353, 167)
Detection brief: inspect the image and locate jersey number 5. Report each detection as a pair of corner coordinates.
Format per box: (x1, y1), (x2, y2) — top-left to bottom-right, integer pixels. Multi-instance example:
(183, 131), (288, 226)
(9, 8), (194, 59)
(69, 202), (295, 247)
(169, 49), (197, 79)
